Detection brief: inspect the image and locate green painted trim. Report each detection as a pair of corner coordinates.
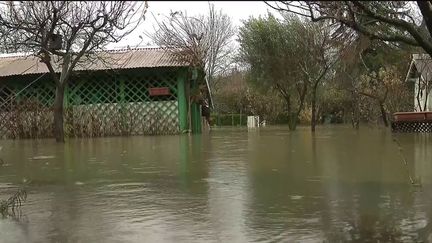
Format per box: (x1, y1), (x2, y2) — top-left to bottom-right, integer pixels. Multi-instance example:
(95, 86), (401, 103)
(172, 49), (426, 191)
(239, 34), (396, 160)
(191, 102), (202, 134)
(177, 69), (188, 132)
(190, 77), (202, 134)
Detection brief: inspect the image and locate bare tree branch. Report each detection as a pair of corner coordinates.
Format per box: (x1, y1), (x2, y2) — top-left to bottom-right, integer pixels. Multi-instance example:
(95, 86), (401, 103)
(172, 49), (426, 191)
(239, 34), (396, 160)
(267, 1), (432, 57)
(0, 1), (147, 142)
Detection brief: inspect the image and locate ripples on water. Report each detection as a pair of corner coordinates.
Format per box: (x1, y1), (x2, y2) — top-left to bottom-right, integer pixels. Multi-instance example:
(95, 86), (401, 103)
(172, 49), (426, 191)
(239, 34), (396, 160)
(0, 125), (432, 242)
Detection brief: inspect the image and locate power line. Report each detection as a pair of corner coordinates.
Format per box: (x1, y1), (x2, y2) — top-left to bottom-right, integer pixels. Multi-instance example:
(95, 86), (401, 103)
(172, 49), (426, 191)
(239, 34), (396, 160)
(14, 73), (47, 97)
(0, 64), (47, 107)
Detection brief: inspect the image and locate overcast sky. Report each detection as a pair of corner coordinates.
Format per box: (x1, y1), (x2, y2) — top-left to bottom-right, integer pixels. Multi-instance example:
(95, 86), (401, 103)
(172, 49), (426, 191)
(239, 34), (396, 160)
(108, 1), (281, 49)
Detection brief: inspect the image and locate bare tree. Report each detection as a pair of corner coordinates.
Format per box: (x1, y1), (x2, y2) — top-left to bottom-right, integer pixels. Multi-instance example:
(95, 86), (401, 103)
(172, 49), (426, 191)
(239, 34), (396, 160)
(148, 3), (235, 96)
(295, 19), (338, 131)
(265, 1), (432, 56)
(205, 5), (236, 90)
(335, 33), (413, 127)
(0, 1), (146, 142)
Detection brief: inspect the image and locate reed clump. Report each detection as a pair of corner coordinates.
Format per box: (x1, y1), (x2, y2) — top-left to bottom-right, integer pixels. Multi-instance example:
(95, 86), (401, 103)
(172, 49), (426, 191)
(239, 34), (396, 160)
(0, 188), (27, 218)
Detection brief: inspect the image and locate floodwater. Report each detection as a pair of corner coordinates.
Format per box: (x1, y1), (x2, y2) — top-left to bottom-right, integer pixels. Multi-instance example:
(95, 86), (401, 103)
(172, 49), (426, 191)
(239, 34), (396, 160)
(0, 125), (432, 243)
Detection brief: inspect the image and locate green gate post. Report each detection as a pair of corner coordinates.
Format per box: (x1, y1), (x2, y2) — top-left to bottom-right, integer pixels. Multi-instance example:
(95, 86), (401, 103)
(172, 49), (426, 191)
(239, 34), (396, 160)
(191, 102), (201, 133)
(190, 70), (202, 134)
(177, 69), (188, 133)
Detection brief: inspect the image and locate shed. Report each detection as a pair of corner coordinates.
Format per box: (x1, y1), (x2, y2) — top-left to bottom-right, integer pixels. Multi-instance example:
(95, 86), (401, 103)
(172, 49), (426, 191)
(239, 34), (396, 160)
(0, 48), (207, 139)
(405, 53), (432, 112)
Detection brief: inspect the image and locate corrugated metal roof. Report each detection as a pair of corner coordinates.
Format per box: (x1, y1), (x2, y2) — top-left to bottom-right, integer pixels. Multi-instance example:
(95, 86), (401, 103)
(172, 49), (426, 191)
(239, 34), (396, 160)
(0, 47), (188, 77)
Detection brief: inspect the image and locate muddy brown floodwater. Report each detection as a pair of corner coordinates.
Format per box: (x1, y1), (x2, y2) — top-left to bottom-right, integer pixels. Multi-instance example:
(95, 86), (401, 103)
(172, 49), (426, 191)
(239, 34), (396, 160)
(0, 125), (432, 242)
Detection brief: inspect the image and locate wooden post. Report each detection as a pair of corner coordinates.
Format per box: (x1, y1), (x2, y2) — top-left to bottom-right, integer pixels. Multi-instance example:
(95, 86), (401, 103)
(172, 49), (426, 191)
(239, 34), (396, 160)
(177, 69), (188, 133)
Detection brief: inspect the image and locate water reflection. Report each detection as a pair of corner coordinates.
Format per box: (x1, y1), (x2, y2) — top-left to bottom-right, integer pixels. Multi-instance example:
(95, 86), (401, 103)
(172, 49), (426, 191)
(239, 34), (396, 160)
(0, 126), (431, 242)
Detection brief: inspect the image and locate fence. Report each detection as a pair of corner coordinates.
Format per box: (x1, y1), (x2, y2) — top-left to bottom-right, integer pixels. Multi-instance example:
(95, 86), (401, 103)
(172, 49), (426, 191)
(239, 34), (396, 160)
(0, 68), (181, 139)
(211, 113), (247, 126)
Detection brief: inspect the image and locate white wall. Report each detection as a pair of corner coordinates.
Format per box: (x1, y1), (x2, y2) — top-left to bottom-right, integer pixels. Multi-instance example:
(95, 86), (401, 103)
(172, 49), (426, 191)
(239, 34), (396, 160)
(412, 77), (432, 111)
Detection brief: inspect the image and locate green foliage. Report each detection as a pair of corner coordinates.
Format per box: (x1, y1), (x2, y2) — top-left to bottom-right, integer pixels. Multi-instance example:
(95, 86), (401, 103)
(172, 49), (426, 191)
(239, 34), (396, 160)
(212, 69), (288, 124)
(238, 14), (302, 89)
(238, 14), (320, 130)
(217, 8), (415, 129)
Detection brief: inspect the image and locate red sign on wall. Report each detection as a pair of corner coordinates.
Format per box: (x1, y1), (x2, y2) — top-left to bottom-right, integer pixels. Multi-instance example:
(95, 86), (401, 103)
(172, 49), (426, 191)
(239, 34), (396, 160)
(149, 87), (170, 96)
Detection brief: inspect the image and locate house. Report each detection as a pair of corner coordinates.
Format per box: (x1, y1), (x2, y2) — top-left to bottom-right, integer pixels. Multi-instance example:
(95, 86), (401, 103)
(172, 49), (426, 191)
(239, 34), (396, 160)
(0, 48), (208, 139)
(405, 53), (432, 111)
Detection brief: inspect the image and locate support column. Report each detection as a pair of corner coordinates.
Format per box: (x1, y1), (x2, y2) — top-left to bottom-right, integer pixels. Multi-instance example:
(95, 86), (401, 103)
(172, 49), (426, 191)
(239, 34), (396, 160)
(177, 69), (188, 133)
(191, 102), (202, 133)
(191, 77), (202, 134)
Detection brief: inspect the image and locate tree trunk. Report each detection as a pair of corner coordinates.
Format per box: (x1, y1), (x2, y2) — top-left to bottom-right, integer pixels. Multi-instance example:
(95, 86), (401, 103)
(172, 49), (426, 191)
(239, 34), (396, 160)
(53, 53), (71, 143)
(53, 84), (65, 142)
(288, 112), (297, 131)
(351, 91), (360, 130)
(290, 84), (308, 131)
(416, 78), (423, 111)
(311, 88), (317, 132)
(423, 89), (429, 111)
(379, 102), (389, 127)
(284, 95), (297, 131)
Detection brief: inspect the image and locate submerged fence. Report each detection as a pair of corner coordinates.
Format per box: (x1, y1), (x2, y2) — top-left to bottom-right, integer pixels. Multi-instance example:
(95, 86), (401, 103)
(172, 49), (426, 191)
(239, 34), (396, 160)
(211, 113), (247, 126)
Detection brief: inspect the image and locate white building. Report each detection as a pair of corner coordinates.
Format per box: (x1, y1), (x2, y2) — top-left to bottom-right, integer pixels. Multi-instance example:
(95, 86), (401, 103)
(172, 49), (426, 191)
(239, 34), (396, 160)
(405, 53), (432, 111)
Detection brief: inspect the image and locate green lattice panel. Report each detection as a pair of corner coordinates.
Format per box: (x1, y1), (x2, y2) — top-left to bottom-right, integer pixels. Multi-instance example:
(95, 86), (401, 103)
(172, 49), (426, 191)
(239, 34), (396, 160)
(123, 101), (179, 135)
(15, 81), (55, 106)
(121, 71), (179, 135)
(65, 69), (180, 137)
(66, 73), (121, 137)
(0, 68), (181, 139)
(0, 78), (54, 139)
(0, 85), (14, 138)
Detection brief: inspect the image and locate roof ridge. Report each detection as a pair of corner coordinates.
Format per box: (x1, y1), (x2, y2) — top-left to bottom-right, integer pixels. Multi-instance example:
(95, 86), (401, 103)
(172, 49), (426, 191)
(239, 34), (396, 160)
(0, 53), (35, 59)
(105, 47), (164, 52)
(103, 47), (181, 53)
(413, 53), (430, 59)
(0, 47), (173, 58)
